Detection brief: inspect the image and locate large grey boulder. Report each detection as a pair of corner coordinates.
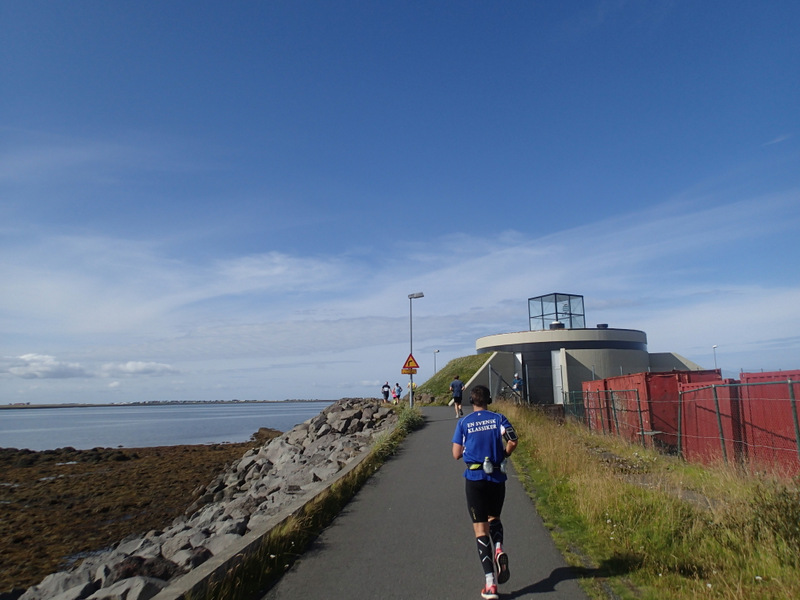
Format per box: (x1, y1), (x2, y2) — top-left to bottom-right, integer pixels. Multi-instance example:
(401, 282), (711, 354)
(19, 570), (94, 600)
(48, 581), (99, 600)
(85, 577), (167, 600)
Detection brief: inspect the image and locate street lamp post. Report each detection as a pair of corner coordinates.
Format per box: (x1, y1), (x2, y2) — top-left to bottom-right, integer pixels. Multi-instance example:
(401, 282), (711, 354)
(408, 292), (424, 408)
(712, 345), (718, 371)
(434, 349), (439, 374)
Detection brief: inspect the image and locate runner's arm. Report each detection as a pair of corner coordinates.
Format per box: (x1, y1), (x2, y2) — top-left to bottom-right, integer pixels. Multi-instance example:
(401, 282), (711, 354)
(452, 442), (463, 460)
(502, 424), (518, 457)
(504, 438), (517, 457)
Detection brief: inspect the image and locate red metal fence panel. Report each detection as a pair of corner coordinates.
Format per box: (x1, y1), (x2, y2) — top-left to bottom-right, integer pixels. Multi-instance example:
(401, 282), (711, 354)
(678, 382), (741, 466)
(740, 370), (800, 384)
(579, 369), (800, 477)
(736, 372), (800, 475)
(582, 379), (606, 432)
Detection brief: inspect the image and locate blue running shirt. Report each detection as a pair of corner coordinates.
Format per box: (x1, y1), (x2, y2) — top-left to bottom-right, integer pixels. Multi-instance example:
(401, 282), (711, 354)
(452, 410), (512, 483)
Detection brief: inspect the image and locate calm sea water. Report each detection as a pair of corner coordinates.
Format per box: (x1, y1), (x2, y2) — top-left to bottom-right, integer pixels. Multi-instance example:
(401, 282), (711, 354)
(0, 402), (333, 451)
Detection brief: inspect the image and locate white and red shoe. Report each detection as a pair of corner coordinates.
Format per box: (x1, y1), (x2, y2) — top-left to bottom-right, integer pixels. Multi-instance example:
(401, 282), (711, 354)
(495, 547), (510, 584)
(480, 583), (499, 599)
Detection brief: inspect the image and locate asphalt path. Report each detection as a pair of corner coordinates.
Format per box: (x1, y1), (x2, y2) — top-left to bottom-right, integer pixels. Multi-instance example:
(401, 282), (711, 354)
(262, 406), (591, 600)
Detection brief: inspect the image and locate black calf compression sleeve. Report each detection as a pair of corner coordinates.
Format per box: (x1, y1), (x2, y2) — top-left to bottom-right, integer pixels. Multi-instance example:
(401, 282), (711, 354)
(476, 535), (494, 575)
(489, 519), (504, 546)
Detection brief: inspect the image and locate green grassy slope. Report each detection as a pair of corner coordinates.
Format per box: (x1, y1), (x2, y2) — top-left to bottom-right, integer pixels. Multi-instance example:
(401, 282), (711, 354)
(414, 354), (491, 404)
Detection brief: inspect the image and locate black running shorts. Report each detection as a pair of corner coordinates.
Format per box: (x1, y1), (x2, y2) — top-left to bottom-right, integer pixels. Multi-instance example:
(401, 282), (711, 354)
(465, 479), (506, 523)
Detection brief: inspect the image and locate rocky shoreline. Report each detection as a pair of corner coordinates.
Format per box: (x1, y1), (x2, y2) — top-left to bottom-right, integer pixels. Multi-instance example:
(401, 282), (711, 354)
(7, 398), (396, 600)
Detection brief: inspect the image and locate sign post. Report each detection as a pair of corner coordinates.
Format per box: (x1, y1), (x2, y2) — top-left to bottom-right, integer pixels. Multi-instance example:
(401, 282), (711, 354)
(407, 292), (424, 407)
(402, 354), (420, 405)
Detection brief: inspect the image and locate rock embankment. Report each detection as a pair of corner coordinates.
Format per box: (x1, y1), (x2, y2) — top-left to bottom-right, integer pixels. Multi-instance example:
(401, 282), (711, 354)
(16, 399), (395, 600)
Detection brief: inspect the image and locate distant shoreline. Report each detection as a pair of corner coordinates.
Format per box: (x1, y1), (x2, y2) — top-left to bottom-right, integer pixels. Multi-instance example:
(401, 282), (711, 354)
(0, 399), (333, 410)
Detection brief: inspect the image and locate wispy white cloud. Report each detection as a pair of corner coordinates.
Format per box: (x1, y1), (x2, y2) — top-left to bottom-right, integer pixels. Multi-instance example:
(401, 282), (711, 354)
(763, 134), (792, 147)
(2, 354), (180, 380)
(1, 187), (799, 400)
(0, 235), (360, 337)
(0, 130), (202, 186)
(100, 361), (179, 377)
(0, 140), (125, 183)
(6, 354), (90, 379)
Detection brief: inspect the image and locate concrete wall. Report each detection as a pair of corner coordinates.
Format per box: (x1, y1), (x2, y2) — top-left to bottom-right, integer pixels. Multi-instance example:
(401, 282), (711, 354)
(566, 348), (651, 381)
(648, 352), (704, 371)
(462, 351), (517, 402)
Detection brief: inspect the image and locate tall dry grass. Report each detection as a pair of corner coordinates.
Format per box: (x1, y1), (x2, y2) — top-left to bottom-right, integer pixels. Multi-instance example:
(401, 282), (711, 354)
(501, 402), (800, 600)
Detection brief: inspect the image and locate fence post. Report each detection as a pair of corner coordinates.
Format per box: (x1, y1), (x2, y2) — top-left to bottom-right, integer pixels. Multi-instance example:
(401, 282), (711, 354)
(712, 385), (728, 464)
(677, 389), (683, 459)
(635, 389), (646, 448)
(585, 392), (592, 431)
(525, 364), (531, 405)
(789, 379), (800, 464)
(599, 391), (607, 434)
(597, 390), (611, 435)
(610, 391), (621, 436)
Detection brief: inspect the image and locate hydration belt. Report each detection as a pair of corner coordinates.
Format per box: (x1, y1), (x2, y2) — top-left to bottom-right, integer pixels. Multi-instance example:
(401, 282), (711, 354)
(467, 462), (503, 471)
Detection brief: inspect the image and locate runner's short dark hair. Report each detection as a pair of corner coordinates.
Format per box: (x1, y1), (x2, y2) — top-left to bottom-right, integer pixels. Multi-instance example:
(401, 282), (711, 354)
(471, 385), (491, 406)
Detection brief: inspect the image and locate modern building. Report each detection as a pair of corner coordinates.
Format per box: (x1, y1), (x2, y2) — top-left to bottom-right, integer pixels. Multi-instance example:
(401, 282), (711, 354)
(472, 293), (702, 405)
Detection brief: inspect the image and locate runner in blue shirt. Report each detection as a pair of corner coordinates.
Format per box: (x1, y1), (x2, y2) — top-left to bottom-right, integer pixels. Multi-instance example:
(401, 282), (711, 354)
(452, 385), (518, 599)
(450, 375), (465, 417)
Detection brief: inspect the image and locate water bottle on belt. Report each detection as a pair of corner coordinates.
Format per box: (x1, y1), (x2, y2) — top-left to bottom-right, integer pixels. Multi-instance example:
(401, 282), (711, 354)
(482, 456), (493, 474)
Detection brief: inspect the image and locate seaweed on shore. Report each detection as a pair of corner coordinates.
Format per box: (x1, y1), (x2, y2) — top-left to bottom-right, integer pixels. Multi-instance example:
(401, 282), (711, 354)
(0, 435), (279, 594)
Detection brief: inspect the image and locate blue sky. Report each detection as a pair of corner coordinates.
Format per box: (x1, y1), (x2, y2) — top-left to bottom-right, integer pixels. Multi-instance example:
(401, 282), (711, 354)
(1, 1), (799, 405)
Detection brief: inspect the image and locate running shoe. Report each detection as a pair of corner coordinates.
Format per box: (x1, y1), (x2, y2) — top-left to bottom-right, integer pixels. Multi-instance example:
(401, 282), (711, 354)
(480, 584), (499, 599)
(495, 547), (510, 584)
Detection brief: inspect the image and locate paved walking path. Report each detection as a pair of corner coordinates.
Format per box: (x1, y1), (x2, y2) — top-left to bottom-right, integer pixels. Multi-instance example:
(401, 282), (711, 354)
(262, 406), (591, 600)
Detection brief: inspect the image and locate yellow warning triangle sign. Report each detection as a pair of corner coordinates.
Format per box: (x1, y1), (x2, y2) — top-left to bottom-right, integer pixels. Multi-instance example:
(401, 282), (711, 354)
(403, 354), (420, 369)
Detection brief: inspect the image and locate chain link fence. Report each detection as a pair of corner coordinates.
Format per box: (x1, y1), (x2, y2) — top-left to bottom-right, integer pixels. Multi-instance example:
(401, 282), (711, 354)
(566, 379), (800, 476)
(488, 365), (524, 405)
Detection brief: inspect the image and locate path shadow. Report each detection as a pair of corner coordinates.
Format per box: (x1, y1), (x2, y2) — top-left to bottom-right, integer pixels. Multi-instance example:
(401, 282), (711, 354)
(502, 563), (622, 598)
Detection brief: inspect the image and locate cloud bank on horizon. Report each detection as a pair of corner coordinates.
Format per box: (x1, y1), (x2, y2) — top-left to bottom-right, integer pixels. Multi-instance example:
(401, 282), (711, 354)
(1, 2), (799, 404)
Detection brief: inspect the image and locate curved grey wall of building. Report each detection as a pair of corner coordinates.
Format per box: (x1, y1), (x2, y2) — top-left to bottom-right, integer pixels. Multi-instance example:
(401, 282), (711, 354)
(476, 328), (649, 404)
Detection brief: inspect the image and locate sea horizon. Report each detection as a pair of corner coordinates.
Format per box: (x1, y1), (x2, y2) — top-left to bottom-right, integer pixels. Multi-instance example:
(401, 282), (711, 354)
(0, 400), (336, 451)
(0, 398), (335, 410)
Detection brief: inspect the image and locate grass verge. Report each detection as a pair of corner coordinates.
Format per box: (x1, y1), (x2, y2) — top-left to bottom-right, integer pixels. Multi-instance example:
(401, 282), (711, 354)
(188, 405), (425, 600)
(500, 402), (800, 600)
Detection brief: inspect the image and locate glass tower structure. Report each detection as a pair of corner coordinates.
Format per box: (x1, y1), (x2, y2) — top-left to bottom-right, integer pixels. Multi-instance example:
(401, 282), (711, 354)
(528, 293), (585, 330)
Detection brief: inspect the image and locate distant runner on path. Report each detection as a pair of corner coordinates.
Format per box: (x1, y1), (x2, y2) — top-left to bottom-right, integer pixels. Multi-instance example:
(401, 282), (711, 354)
(452, 385), (518, 600)
(450, 374), (464, 417)
(381, 382), (391, 403)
